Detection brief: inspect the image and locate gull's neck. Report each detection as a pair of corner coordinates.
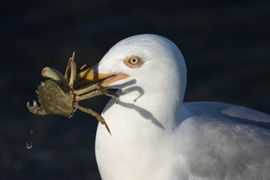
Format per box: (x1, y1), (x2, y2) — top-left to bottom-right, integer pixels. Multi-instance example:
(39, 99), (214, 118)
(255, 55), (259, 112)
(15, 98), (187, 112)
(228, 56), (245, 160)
(117, 82), (183, 132)
(95, 83), (185, 180)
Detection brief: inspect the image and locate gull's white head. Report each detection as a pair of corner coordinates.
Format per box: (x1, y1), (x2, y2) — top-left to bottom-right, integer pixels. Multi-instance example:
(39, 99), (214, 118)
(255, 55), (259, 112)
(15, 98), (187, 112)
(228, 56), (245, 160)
(80, 34), (187, 104)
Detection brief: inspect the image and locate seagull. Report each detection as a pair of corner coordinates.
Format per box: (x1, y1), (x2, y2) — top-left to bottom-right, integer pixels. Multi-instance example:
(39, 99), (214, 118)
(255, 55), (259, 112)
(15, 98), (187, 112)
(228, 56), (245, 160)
(79, 34), (270, 180)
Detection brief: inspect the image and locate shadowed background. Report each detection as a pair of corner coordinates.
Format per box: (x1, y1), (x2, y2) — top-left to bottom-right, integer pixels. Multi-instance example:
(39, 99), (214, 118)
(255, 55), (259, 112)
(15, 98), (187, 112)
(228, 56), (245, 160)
(1, 0), (270, 179)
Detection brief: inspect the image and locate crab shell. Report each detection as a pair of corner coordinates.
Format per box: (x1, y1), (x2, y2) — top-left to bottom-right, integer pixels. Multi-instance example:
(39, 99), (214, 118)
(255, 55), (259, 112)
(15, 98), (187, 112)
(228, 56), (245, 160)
(37, 79), (76, 117)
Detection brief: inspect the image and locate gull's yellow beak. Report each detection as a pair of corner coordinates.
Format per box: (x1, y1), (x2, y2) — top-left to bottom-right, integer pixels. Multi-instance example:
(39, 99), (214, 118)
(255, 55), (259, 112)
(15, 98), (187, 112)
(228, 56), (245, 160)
(77, 67), (129, 87)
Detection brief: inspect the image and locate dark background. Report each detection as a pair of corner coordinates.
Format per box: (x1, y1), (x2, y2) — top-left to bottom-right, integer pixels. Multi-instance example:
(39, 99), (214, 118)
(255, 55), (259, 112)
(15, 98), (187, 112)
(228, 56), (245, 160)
(1, 0), (270, 179)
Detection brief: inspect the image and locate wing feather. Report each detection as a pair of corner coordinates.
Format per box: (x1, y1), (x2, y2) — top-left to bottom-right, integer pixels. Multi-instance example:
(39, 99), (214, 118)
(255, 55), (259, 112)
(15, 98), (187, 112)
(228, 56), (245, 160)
(176, 102), (270, 179)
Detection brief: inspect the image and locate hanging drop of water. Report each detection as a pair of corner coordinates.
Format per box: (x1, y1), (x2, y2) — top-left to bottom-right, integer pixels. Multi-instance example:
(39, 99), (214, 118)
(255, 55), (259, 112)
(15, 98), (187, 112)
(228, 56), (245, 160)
(25, 141), (33, 150)
(30, 128), (34, 134)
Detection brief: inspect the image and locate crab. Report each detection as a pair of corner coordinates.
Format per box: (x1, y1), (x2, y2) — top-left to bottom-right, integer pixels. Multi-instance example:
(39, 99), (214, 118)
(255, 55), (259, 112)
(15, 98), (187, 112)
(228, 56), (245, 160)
(27, 53), (116, 134)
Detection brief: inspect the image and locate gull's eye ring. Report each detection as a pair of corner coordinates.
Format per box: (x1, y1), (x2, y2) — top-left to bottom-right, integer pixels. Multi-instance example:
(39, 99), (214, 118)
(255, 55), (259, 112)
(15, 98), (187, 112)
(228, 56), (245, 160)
(124, 56), (143, 68)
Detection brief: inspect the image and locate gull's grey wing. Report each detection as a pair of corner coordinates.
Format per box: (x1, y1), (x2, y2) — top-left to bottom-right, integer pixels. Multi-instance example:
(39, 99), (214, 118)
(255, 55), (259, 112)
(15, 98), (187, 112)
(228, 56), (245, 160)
(176, 101), (270, 180)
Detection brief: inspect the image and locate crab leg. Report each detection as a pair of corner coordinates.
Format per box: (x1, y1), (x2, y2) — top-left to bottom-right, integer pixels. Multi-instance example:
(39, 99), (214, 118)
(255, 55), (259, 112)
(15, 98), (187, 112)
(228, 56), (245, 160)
(74, 83), (100, 95)
(77, 105), (111, 134)
(80, 64), (87, 71)
(64, 56), (72, 79)
(77, 89), (118, 101)
(42, 67), (68, 83)
(68, 52), (77, 88)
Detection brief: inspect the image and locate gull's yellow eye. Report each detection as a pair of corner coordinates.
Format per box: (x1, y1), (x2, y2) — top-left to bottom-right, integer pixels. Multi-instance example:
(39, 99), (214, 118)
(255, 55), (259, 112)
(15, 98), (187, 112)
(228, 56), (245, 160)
(124, 56), (143, 68)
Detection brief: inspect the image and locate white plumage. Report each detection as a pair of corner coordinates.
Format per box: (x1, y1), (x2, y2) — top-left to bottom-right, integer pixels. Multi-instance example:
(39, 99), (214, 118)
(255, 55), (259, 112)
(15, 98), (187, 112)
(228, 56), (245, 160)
(94, 34), (270, 180)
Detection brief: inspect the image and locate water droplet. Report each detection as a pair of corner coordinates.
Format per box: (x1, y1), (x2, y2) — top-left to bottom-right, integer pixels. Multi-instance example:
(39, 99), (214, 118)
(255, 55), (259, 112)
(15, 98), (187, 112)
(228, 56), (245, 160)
(30, 129), (34, 134)
(25, 141), (33, 150)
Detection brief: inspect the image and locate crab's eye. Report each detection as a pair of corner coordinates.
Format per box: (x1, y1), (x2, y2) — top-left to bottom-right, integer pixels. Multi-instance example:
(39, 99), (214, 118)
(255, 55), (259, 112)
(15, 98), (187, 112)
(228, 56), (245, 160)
(124, 56), (143, 68)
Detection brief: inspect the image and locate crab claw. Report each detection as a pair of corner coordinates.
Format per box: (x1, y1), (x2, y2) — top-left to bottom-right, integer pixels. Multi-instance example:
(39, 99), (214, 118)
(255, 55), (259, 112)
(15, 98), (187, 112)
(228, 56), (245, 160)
(27, 100), (47, 116)
(42, 67), (68, 83)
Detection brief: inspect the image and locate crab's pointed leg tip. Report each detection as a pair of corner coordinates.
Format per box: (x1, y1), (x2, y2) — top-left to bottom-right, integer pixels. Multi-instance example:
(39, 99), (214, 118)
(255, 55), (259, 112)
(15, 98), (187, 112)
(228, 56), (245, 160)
(33, 100), (38, 107)
(108, 129), (112, 136)
(104, 124), (111, 135)
(80, 64), (87, 70)
(71, 51), (75, 60)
